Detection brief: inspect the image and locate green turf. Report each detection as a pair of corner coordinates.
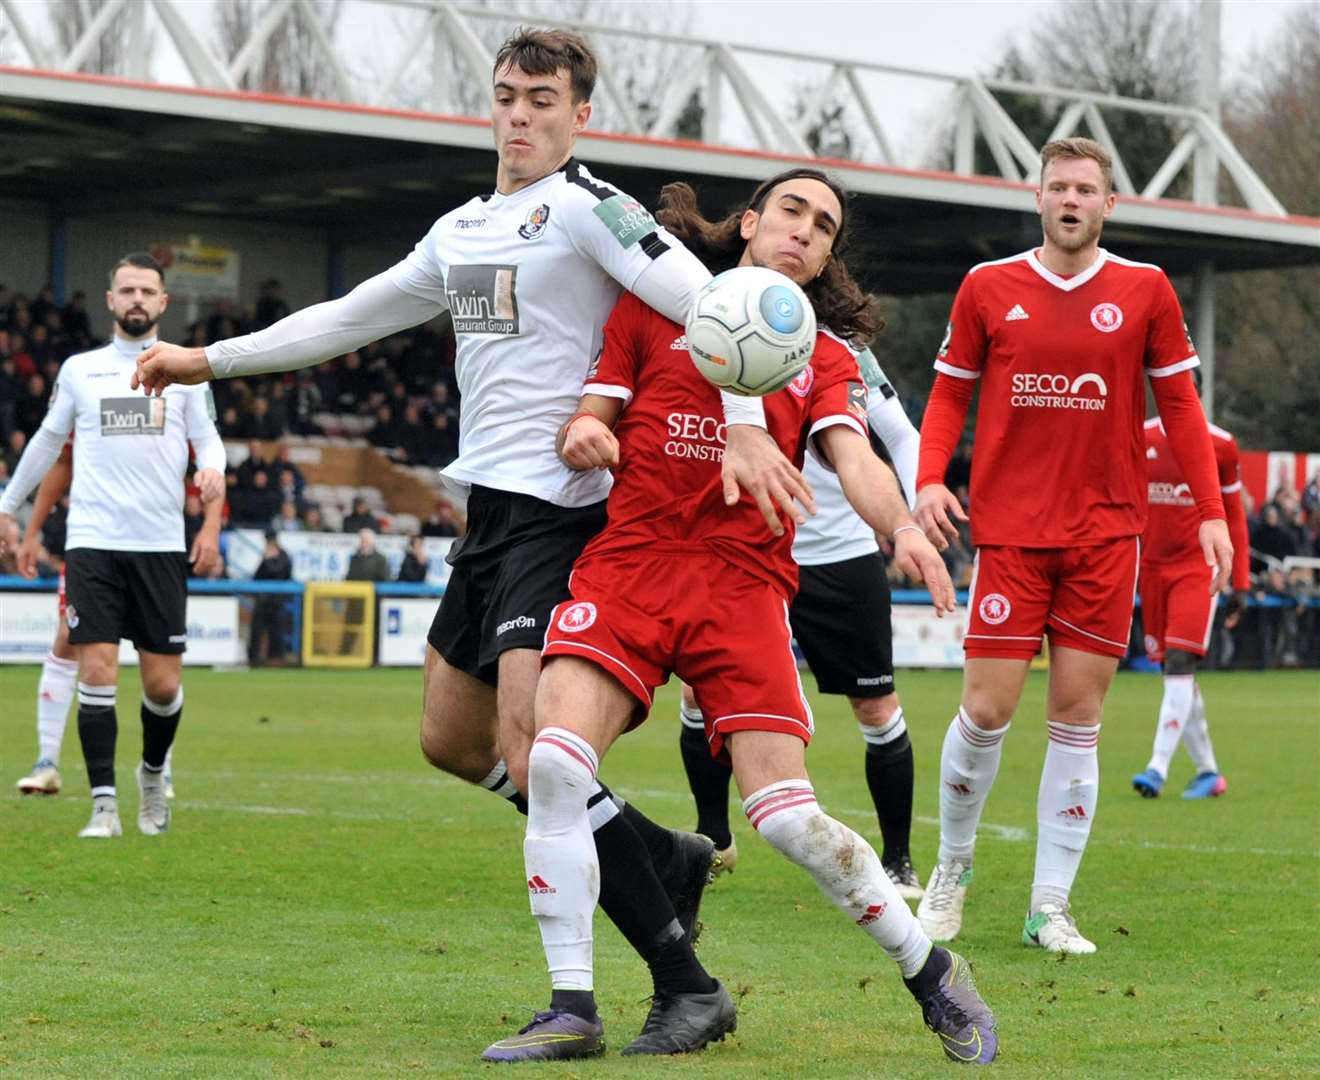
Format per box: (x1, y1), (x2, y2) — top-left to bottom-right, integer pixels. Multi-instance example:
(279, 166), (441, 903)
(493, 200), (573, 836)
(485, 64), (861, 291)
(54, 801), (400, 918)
(1, 666), (1316, 1078)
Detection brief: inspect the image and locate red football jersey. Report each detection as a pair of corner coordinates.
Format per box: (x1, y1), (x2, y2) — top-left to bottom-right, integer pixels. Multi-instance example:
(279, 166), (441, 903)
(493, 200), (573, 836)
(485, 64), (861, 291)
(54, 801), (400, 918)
(580, 291), (867, 599)
(937, 248), (1198, 547)
(1143, 417), (1250, 588)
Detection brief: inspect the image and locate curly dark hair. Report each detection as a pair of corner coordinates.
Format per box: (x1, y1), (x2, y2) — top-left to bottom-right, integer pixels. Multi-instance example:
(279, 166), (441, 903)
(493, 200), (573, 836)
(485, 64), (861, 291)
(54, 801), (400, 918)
(655, 167), (879, 346)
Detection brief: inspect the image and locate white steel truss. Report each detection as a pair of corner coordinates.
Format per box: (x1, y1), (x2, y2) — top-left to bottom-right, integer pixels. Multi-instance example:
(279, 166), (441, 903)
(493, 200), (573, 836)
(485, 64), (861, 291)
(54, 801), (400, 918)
(0, 0), (1289, 215)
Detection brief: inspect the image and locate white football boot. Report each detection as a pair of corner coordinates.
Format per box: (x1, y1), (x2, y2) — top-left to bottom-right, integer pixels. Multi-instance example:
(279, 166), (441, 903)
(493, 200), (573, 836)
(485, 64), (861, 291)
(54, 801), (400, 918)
(78, 798), (122, 838)
(1022, 899), (1096, 954)
(916, 860), (973, 941)
(136, 764), (171, 835)
(17, 759), (62, 795)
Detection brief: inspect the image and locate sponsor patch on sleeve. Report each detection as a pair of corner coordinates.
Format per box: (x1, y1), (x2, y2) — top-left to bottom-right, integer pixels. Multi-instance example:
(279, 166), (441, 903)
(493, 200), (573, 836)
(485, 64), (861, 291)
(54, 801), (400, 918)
(592, 194), (657, 250)
(854, 347), (896, 398)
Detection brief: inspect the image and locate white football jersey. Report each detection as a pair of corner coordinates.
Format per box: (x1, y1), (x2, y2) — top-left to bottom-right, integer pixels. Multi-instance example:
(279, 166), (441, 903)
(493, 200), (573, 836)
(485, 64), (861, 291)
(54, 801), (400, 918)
(388, 160), (704, 508)
(793, 347), (920, 567)
(40, 337), (221, 553)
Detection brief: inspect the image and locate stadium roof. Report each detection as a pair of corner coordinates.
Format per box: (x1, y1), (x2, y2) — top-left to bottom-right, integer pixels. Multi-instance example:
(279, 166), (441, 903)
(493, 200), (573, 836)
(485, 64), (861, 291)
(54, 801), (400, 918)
(1, 66), (1317, 296)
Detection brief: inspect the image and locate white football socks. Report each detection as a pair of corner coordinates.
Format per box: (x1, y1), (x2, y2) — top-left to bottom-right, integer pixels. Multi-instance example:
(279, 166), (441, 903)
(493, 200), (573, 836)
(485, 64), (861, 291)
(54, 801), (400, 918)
(36, 652), (78, 764)
(744, 779), (930, 977)
(937, 708), (1010, 866)
(1147, 674), (1194, 779)
(1032, 721), (1100, 912)
(1181, 682), (1220, 774)
(524, 727), (599, 991)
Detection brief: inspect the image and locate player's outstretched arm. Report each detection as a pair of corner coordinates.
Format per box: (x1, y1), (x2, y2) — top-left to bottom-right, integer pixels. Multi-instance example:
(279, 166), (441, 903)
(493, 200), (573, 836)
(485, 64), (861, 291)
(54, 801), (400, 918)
(132, 343), (213, 394)
(134, 271), (443, 396)
(557, 395), (624, 471)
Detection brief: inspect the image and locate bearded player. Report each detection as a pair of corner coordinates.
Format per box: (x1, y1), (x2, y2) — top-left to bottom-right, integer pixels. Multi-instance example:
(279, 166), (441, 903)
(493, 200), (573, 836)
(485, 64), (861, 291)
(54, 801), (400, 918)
(914, 138), (1232, 954)
(1131, 414), (1249, 799)
(485, 169), (998, 1065)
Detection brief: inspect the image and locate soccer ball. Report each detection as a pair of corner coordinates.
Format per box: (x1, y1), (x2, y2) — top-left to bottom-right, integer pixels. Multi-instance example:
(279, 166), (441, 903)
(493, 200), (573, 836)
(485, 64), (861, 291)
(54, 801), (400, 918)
(685, 266), (817, 396)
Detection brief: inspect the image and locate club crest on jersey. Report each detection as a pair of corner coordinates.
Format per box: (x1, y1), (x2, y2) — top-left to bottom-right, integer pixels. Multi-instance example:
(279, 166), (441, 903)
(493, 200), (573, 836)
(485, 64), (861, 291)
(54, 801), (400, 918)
(557, 602), (597, 633)
(978, 593), (1011, 625)
(1090, 302), (1123, 333)
(518, 203), (551, 241)
(788, 365), (815, 398)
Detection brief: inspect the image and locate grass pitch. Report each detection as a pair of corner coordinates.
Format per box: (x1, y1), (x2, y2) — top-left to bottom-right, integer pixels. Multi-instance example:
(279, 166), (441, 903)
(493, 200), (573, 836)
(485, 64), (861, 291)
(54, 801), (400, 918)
(1, 665), (1316, 1078)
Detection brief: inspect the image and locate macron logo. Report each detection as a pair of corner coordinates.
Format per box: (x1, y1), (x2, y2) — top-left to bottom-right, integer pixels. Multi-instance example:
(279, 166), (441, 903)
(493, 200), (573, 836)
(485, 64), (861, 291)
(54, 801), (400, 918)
(528, 875), (556, 895)
(1005, 304), (1029, 321)
(496, 615), (536, 635)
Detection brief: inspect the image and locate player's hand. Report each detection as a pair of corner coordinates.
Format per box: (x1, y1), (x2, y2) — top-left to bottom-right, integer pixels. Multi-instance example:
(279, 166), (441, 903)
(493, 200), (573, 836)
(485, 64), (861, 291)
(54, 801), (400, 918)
(560, 415), (619, 471)
(0, 512), (13, 560)
(914, 483), (967, 551)
(1199, 518), (1232, 594)
(1223, 589), (1248, 630)
(16, 533), (42, 579)
(131, 343), (213, 395)
(892, 525), (957, 617)
(196, 467), (226, 504)
(722, 425), (815, 538)
(190, 529), (220, 577)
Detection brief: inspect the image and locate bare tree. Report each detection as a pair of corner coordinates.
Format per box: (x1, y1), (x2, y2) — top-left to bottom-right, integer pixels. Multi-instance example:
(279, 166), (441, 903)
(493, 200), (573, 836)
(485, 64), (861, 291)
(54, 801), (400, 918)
(50, 0), (153, 77)
(216, 0), (344, 100)
(1216, 5), (1320, 450)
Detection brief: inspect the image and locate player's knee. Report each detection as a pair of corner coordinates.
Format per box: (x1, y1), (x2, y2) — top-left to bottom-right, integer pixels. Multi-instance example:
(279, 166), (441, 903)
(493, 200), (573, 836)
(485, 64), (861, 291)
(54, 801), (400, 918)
(1164, 649), (1199, 676)
(141, 673), (180, 706)
(960, 695), (1014, 731)
(1048, 699), (1103, 728)
(854, 693), (899, 729)
(418, 706), (497, 783)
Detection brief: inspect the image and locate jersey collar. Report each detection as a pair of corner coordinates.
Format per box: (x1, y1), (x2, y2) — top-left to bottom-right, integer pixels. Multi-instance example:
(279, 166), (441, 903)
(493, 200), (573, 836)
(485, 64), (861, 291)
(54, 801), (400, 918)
(1025, 247), (1109, 292)
(110, 334), (157, 359)
(487, 160), (569, 206)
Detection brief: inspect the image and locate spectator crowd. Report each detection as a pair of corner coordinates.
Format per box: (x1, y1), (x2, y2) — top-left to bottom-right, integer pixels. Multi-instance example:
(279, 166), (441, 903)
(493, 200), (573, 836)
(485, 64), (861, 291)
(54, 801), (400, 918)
(2, 281), (1316, 667)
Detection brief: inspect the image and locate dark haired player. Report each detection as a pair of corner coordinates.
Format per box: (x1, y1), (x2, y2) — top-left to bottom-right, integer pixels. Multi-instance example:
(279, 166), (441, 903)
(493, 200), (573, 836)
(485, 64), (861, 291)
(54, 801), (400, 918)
(493, 169), (998, 1065)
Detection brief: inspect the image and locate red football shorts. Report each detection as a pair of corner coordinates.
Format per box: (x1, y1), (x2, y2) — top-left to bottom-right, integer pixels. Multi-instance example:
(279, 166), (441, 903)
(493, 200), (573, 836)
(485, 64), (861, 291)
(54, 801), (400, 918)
(543, 550), (814, 759)
(58, 569), (67, 620)
(965, 538), (1141, 661)
(1139, 559), (1218, 662)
